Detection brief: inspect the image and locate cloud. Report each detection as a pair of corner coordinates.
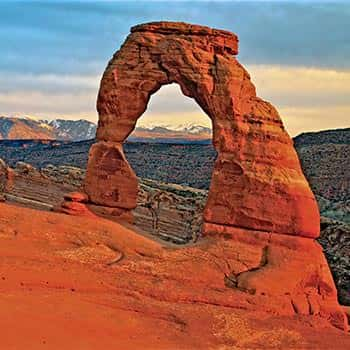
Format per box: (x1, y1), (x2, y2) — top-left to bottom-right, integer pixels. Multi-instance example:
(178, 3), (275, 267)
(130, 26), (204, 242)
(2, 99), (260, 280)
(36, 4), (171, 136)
(0, 73), (100, 94)
(246, 65), (350, 135)
(0, 1), (349, 76)
(140, 66), (350, 136)
(139, 84), (212, 128)
(0, 90), (98, 121)
(143, 84), (209, 116)
(0, 2), (349, 135)
(280, 105), (350, 136)
(1, 65), (349, 136)
(247, 65), (350, 108)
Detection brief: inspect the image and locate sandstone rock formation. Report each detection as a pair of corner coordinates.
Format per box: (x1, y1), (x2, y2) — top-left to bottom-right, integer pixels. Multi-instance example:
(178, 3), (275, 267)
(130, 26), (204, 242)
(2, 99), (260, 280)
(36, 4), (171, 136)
(81, 22), (350, 331)
(85, 21), (319, 238)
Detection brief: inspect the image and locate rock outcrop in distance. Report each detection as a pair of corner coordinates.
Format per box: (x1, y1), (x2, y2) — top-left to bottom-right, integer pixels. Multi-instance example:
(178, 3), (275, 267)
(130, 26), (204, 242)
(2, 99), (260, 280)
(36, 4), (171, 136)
(0, 115), (214, 143)
(128, 124), (212, 143)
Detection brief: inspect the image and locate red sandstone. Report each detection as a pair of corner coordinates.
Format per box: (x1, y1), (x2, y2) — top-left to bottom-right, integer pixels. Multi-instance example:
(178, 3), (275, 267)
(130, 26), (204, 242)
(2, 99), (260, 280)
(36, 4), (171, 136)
(84, 21), (319, 238)
(0, 202), (349, 349)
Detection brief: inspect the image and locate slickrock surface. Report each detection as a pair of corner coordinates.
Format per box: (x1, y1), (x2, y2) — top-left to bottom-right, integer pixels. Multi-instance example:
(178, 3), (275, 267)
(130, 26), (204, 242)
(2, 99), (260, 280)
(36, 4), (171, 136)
(0, 202), (349, 349)
(85, 21), (320, 238)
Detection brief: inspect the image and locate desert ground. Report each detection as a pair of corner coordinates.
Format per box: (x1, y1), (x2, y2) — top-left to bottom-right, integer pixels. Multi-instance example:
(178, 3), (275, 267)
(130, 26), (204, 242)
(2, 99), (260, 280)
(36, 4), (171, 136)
(1, 202), (350, 349)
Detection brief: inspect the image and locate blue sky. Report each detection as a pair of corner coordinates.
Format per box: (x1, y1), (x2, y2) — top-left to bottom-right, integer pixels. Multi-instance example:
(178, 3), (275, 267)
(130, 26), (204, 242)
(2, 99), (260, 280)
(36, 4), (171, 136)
(0, 0), (349, 135)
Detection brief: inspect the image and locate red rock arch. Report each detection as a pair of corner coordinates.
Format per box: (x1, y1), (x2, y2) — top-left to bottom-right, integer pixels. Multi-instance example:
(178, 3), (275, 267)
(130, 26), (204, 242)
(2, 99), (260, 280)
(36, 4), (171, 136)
(85, 21), (319, 238)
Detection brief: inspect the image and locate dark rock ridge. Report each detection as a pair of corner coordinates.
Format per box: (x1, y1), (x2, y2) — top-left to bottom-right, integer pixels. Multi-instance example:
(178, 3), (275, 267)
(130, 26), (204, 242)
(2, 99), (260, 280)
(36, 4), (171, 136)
(296, 129), (349, 203)
(294, 127), (350, 147)
(319, 218), (350, 306)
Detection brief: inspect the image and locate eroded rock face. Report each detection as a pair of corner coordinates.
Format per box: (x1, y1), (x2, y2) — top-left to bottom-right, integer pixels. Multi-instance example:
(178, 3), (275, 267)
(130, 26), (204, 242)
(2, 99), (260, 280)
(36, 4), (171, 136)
(85, 142), (138, 209)
(85, 21), (319, 238)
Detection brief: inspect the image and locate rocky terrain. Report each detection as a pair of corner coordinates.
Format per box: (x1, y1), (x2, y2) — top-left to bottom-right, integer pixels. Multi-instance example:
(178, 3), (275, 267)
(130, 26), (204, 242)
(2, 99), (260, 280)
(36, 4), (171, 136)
(1, 159), (349, 308)
(4, 162), (205, 244)
(1, 201), (349, 349)
(0, 128), (348, 307)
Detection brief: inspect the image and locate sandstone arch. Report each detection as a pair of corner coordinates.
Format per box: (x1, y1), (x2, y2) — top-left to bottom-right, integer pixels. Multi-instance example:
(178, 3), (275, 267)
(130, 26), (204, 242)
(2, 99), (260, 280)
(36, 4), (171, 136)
(85, 21), (319, 238)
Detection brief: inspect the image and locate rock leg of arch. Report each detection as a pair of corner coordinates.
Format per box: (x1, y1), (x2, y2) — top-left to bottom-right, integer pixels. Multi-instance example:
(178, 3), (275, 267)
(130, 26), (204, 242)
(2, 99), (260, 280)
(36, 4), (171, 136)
(83, 22), (348, 330)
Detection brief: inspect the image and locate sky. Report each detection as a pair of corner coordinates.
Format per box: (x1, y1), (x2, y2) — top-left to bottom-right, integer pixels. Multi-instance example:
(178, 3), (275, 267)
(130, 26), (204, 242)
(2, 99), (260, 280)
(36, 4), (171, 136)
(0, 1), (349, 136)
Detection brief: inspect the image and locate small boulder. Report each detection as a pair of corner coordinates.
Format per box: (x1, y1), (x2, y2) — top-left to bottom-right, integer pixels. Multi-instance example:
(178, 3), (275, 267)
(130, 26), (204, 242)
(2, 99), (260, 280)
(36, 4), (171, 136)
(61, 201), (94, 216)
(64, 191), (89, 203)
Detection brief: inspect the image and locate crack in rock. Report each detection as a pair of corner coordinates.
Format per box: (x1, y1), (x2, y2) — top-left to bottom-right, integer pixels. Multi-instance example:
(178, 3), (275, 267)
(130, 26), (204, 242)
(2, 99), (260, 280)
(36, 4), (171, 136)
(224, 245), (269, 294)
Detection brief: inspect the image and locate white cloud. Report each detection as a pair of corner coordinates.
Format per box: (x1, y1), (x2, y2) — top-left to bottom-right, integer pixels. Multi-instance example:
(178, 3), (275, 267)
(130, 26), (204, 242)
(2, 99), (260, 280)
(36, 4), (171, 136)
(1, 65), (349, 136)
(247, 65), (350, 107)
(0, 90), (98, 122)
(247, 65), (350, 135)
(280, 105), (350, 136)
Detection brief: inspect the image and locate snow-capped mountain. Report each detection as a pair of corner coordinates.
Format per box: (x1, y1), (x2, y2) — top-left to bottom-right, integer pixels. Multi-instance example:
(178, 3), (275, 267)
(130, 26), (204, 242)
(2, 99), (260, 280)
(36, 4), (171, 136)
(168, 123), (212, 135)
(48, 119), (97, 141)
(128, 123), (212, 143)
(0, 116), (97, 141)
(0, 116), (212, 143)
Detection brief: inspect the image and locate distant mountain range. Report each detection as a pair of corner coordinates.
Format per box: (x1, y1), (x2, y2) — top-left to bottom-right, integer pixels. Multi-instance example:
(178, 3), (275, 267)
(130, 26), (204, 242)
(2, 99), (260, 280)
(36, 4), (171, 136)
(0, 116), (96, 141)
(0, 116), (348, 156)
(0, 116), (212, 143)
(128, 124), (212, 143)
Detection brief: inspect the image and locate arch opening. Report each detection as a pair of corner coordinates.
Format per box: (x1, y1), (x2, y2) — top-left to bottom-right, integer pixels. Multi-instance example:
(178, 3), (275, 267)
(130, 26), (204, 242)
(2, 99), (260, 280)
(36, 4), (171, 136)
(124, 83), (217, 244)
